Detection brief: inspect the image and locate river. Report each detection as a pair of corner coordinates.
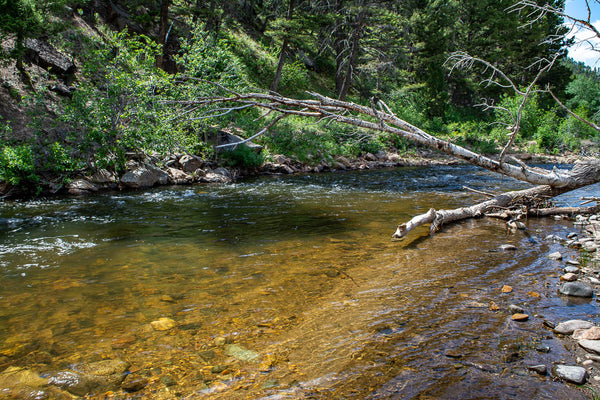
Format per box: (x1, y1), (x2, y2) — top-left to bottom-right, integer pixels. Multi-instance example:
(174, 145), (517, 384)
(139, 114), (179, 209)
(0, 165), (598, 399)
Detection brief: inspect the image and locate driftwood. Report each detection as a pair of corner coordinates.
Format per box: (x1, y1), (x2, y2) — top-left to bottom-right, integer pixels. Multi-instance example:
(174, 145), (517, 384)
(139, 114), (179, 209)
(166, 86), (600, 238)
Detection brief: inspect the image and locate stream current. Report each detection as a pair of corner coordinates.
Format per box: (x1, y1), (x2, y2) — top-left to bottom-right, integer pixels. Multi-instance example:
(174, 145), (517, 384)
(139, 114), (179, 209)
(0, 165), (599, 399)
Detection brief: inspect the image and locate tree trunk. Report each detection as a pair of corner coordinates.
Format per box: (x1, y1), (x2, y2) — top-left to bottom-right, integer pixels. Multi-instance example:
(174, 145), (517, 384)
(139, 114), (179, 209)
(338, 9), (366, 101)
(271, 38), (289, 93)
(156, 0), (170, 70)
(270, 0), (295, 93)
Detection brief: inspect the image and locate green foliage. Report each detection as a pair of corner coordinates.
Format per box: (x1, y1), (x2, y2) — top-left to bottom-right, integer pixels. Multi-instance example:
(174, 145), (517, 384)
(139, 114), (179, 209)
(178, 26), (249, 91)
(566, 73), (600, 117)
(279, 60), (311, 95)
(220, 145), (264, 168)
(0, 144), (38, 186)
(447, 121), (498, 154)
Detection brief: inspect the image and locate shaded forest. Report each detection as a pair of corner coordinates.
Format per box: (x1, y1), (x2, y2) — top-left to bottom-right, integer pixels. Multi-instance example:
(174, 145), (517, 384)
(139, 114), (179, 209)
(0, 0), (599, 194)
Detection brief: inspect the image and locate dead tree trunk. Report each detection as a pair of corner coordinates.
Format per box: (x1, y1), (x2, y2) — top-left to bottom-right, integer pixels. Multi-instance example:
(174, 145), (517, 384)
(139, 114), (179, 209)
(168, 88), (600, 238)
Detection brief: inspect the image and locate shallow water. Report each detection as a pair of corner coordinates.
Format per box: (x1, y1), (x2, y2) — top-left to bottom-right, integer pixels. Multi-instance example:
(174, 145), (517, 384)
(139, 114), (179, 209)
(0, 165), (598, 399)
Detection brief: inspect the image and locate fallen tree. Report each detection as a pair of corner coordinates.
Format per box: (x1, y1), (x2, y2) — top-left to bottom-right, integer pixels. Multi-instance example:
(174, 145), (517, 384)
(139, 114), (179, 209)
(166, 1), (600, 240)
(167, 86), (600, 238)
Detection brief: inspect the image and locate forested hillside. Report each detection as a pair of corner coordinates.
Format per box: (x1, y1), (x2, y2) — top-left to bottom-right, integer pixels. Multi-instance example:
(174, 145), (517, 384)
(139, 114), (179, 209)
(0, 0), (599, 194)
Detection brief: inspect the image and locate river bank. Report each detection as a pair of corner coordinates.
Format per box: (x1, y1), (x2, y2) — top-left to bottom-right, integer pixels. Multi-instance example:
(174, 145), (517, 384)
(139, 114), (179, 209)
(0, 146), (584, 199)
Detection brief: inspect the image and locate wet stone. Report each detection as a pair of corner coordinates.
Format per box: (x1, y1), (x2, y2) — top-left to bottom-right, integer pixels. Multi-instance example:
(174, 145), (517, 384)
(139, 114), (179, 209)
(579, 339), (600, 355)
(573, 327), (600, 340)
(564, 266), (580, 274)
(160, 375), (177, 387)
(559, 282), (594, 298)
(511, 313), (529, 322)
(552, 365), (587, 385)
(561, 273), (578, 282)
(0, 366), (48, 388)
(535, 345), (551, 353)
(199, 350), (216, 361)
(444, 350), (463, 359)
(548, 251), (563, 260)
(499, 244), (517, 251)
(151, 317), (177, 331)
(122, 374), (148, 392)
(225, 344), (260, 363)
(508, 305), (524, 314)
(527, 364), (547, 375)
(554, 320), (595, 335)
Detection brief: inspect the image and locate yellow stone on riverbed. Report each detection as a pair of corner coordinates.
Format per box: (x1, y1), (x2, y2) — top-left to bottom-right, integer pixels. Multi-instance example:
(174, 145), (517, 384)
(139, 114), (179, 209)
(489, 301), (500, 311)
(151, 317), (177, 331)
(511, 313), (529, 322)
(501, 285), (513, 293)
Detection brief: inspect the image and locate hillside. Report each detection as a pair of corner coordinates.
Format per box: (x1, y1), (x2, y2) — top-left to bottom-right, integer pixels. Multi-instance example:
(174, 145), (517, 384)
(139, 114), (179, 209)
(0, 0), (599, 196)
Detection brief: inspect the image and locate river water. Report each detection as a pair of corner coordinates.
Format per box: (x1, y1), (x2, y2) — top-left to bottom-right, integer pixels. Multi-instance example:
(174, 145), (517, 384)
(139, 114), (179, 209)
(0, 165), (598, 399)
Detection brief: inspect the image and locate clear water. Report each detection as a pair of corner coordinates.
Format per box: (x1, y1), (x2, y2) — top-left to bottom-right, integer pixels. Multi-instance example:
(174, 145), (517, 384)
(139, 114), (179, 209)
(0, 165), (597, 399)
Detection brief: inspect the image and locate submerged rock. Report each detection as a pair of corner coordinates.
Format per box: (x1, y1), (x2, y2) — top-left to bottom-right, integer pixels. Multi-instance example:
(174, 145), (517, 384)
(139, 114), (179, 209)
(559, 282), (594, 298)
(151, 317), (177, 331)
(224, 344), (260, 362)
(552, 365), (587, 384)
(48, 359), (129, 396)
(527, 364), (547, 375)
(121, 374), (148, 392)
(0, 366), (48, 388)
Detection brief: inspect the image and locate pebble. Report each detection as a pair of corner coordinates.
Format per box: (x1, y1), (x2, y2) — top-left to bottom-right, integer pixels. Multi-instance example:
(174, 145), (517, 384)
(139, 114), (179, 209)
(508, 305), (524, 314)
(582, 359), (594, 367)
(527, 364), (547, 375)
(214, 337), (227, 346)
(548, 252), (563, 260)
(554, 320), (595, 335)
(560, 273), (578, 282)
(511, 313), (529, 322)
(552, 365), (587, 384)
(501, 285), (513, 293)
(559, 281), (594, 297)
(564, 266), (580, 274)
(151, 317), (177, 331)
(160, 295), (175, 303)
(566, 260), (581, 266)
(499, 244), (517, 251)
(590, 277), (600, 285)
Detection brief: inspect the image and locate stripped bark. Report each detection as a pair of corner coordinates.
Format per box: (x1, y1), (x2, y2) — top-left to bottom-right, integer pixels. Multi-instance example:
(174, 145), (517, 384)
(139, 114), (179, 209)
(392, 185), (599, 239)
(166, 86), (600, 238)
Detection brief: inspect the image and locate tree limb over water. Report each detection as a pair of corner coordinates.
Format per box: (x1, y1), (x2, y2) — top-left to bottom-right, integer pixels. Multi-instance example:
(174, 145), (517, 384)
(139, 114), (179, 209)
(168, 86), (600, 239)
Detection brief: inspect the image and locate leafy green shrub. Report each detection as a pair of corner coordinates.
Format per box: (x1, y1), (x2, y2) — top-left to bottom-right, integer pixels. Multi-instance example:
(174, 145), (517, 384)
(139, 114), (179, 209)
(0, 144), (38, 186)
(220, 144), (264, 168)
(279, 60), (311, 95)
(448, 121), (498, 154)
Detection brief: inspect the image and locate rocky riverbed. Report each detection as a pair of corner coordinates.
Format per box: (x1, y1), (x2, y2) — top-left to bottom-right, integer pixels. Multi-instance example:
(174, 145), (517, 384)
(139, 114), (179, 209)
(539, 212), (600, 393)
